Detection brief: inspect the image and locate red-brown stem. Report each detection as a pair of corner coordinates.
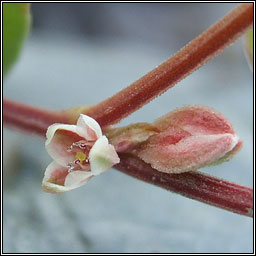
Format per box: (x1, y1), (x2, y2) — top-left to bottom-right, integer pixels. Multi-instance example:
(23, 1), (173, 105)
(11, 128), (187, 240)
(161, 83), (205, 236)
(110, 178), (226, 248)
(3, 98), (68, 137)
(116, 153), (253, 217)
(3, 4), (253, 133)
(3, 112), (47, 136)
(85, 3), (253, 127)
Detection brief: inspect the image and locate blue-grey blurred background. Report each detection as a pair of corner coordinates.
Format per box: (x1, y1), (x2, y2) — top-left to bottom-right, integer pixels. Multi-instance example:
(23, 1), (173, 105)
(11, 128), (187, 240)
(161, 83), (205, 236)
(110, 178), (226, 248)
(3, 3), (253, 253)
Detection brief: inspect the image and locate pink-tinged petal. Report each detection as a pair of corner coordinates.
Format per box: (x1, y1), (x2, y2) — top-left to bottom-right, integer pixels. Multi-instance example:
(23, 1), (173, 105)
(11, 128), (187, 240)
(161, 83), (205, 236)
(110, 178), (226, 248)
(42, 161), (71, 193)
(154, 105), (236, 136)
(77, 114), (102, 141)
(137, 132), (239, 174)
(46, 124), (85, 166)
(42, 162), (94, 193)
(89, 136), (120, 175)
(46, 123), (78, 145)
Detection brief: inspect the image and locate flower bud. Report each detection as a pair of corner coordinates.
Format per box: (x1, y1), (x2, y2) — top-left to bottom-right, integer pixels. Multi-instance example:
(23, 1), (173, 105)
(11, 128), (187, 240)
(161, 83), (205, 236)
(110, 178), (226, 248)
(136, 105), (241, 174)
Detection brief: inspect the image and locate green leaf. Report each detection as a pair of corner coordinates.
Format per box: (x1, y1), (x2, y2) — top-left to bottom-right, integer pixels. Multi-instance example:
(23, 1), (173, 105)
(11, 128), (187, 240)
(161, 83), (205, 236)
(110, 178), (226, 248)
(243, 27), (253, 70)
(3, 3), (31, 77)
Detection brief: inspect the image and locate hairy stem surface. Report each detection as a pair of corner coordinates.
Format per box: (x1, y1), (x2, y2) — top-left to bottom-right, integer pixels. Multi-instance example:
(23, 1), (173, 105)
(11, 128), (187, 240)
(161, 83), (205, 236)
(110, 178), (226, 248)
(3, 98), (68, 136)
(116, 153), (253, 217)
(85, 3), (253, 127)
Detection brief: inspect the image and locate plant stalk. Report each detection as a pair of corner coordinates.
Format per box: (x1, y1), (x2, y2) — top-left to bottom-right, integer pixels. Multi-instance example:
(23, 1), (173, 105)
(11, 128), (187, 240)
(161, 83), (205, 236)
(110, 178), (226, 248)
(116, 153), (253, 217)
(84, 3), (253, 127)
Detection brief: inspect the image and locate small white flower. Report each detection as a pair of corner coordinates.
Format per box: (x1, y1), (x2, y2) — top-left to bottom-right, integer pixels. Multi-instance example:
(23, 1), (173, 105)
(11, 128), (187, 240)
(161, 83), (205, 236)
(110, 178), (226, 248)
(42, 114), (120, 193)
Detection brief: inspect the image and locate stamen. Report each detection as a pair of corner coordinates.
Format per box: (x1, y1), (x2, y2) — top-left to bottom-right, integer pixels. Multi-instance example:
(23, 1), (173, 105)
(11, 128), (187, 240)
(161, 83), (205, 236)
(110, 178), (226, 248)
(67, 140), (89, 152)
(66, 141), (90, 170)
(74, 159), (80, 164)
(75, 141), (88, 149)
(79, 144), (87, 149)
(67, 163), (74, 173)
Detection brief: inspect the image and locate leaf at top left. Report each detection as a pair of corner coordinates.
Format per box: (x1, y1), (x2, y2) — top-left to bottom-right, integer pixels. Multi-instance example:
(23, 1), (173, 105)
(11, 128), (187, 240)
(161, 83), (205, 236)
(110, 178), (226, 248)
(3, 3), (31, 78)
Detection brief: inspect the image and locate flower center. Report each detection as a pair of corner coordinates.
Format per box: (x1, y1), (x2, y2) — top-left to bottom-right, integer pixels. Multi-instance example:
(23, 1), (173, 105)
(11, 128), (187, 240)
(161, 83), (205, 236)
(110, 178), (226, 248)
(75, 152), (86, 162)
(67, 140), (92, 172)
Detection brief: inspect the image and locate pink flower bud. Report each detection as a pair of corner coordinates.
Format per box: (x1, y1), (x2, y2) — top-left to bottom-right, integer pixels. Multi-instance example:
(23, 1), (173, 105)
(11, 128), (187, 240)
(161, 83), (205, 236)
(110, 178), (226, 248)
(136, 105), (241, 174)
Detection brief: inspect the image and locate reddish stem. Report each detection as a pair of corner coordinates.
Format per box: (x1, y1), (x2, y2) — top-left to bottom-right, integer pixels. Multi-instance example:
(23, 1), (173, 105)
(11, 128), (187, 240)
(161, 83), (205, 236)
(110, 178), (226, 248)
(3, 112), (47, 136)
(116, 153), (253, 217)
(3, 98), (68, 137)
(85, 3), (253, 127)
(3, 4), (253, 133)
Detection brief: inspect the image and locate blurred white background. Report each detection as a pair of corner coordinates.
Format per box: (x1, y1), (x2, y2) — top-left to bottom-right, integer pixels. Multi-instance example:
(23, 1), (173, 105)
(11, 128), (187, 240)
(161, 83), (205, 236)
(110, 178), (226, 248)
(3, 3), (253, 253)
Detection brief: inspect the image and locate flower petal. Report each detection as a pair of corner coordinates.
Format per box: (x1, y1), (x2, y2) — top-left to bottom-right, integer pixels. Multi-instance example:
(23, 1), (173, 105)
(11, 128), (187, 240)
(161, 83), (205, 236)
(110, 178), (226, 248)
(89, 136), (120, 175)
(46, 124), (78, 145)
(42, 161), (71, 193)
(64, 170), (94, 188)
(45, 124), (85, 166)
(42, 161), (93, 193)
(77, 114), (102, 141)
(137, 132), (239, 174)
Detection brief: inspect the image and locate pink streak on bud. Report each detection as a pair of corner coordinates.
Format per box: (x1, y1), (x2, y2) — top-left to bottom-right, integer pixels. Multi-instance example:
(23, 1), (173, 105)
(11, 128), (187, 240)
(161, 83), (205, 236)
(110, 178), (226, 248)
(154, 105), (236, 135)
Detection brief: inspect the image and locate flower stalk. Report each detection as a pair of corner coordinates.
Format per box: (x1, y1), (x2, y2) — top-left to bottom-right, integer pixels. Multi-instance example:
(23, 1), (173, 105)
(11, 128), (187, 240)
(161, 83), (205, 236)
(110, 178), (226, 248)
(3, 4), (253, 131)
(116, 153), (253, 217)
(84, 3), (253, 127)
(3, 98), (68, 136)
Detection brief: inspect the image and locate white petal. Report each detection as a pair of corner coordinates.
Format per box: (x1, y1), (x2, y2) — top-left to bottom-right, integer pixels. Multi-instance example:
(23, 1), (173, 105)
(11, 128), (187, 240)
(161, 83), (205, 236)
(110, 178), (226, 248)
(42, 181), (72, 193)
(89, 136), (120, 175)
(64, 171), (94, 188)
(45, 123), (78, 146)
(77, 114), (102, 140)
